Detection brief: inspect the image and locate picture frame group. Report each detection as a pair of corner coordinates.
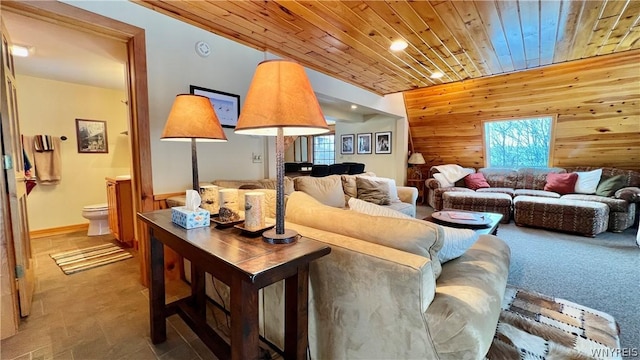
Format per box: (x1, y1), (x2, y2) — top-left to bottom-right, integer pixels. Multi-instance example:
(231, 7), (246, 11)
(341, 132), (392, 155)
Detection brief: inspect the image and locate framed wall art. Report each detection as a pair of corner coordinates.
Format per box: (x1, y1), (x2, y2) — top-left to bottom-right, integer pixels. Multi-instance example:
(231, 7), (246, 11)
(190, 85), (240, 128)
(76, 119), (108, 153)
(357, 133), (372, 154)
(340, 134), (355, 154)
(375, 131), (392, 154)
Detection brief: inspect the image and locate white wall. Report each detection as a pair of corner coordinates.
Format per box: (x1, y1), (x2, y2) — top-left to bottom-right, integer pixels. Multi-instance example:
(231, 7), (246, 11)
(64, 0), (409, 193)
(17, 75), (130, 230)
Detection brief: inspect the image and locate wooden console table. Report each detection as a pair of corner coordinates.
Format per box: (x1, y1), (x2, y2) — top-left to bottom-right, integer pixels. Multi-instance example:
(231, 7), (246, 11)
(138, 209), (331, 360)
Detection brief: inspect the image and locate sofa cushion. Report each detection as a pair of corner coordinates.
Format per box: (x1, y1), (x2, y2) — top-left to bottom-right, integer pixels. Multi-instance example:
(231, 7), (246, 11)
(574, 169), (602, 194)
(355, 177), (391, 205)
(286, 191), (444, 278)
(544, 173), (578, 195)
(294, 175), (345, 208)
(514, 189), (560, 198)
(478, 168), (519, 188)
(516, 167), (566, 190)
(595, 175), (626, 197)
(464, 173), (490, 190)
(476, 187), (515, 197)
(561, 194), (630, 212)
(348, 197), (411, 218)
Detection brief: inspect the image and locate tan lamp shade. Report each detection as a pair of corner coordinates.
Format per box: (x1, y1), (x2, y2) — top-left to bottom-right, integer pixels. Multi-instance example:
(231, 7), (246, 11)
(408, 152), (426, 165)
(161, 94), (227, 142)
(234, 60), (329, 136)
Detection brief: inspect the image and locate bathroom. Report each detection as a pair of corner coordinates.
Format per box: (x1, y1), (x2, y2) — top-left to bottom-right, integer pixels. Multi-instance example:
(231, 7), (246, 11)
(18, 74), (131, 237)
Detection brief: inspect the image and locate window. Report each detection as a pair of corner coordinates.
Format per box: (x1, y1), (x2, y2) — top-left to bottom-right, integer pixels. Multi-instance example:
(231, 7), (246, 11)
(313, 134), (335, 165)
(484, 116), (553, 167)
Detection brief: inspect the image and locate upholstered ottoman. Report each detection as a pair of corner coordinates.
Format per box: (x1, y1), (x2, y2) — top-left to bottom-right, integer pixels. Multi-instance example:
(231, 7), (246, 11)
(513, 196), (609, 237)
(443, 192), (512, 223)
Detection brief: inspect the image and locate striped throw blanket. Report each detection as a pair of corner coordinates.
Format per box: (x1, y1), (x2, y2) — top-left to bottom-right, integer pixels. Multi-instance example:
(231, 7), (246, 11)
(34, 135), (54, 152)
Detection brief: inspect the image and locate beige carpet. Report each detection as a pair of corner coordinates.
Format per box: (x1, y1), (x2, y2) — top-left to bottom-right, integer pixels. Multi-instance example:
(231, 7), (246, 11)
(486, 286), (622, 360)
(50, 243), (132, 275)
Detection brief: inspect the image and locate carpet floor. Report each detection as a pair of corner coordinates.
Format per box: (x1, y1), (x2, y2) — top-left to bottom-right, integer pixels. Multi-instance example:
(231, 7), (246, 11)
(50, 243), (133, 275)
(486, 285), (622, 360)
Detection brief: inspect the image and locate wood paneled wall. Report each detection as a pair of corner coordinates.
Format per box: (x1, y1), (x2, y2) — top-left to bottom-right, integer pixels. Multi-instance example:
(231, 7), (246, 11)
(404, 49), (640, 172)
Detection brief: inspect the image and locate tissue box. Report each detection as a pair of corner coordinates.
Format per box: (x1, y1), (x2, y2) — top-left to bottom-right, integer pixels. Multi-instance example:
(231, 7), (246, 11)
(171, 206), (210, 229)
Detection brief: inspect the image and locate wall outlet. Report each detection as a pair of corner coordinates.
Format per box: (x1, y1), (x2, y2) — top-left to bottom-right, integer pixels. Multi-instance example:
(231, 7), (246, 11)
(252, 153), (262, 163)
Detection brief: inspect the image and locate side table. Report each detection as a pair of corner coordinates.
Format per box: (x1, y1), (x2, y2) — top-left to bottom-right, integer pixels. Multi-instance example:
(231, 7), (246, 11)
(138, 209), (331, 360)
(407, 179), (426, 205)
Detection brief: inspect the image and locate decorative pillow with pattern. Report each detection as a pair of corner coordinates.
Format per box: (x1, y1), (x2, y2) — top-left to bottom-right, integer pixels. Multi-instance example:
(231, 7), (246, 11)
(355, 176), (391, 205)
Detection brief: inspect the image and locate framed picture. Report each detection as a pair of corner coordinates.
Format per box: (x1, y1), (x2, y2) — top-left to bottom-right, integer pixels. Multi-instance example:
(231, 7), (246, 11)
(76, 119), (108, 153)
(375, 131), (392, 154)
(340, 134), (355, 154)
(190, 85), (240, 128)
(357, 133), (372, 154)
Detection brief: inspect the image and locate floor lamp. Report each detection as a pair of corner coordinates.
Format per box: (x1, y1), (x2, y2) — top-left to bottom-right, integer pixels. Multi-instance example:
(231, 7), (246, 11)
(161, 94), (227, 191)
(235, 60), (329, 244)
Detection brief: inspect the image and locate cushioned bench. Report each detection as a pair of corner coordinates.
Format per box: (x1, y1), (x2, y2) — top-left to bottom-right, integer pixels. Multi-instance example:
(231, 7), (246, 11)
(513, 196), (609, 237)
(443, 192), (512, 223)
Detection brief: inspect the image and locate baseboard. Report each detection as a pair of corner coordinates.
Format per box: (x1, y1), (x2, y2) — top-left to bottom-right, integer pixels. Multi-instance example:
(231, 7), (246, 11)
(30, 224), (89, 239)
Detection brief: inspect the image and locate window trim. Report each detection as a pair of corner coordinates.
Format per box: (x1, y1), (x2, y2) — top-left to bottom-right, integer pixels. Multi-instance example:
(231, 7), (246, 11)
(481, 114), (557, 168)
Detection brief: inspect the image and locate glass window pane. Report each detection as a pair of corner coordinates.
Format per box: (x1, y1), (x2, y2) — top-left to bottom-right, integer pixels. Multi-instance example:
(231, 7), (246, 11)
(484, 117), (552, 168)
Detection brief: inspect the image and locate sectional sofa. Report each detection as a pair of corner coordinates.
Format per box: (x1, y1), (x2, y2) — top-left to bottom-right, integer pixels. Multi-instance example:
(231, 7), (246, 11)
(169, 176), (511, 359)
(426, 166), (640, 236)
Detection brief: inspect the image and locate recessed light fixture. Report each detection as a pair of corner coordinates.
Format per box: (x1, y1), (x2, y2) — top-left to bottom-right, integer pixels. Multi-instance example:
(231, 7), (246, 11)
(389, 40), (408, 52)
(350, 104), (358, 110)
(430, 71), (444, 79)
(10, 45), (31, 57)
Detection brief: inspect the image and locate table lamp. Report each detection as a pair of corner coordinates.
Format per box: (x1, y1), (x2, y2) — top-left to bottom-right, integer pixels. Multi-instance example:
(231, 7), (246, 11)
(408, 152), (426, 180)
(161, 94), (227, 191)
(235, 60), (329, 244)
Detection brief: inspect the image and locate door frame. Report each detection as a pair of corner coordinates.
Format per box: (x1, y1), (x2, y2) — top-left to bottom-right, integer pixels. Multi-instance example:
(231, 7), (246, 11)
(1, 0), (154, 285)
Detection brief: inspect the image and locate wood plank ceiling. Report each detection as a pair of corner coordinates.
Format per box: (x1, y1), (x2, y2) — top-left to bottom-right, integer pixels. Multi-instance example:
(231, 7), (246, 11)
(134, 0), (640, 96)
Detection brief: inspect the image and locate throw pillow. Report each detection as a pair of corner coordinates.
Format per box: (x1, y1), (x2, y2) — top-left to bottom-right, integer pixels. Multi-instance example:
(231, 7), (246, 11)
(464, 173), (490, 190)
(355, 177), (391, 205)
(348, 197), (413, 219)
(437, 226), (479, 263)
(595, 175), (627, 197)
(574, 169), (602, 194)
(544, 173), (578, 195)
(293, 175), (346, 208)
(357, 175), (400, 202)
(348, 197), (478, 263)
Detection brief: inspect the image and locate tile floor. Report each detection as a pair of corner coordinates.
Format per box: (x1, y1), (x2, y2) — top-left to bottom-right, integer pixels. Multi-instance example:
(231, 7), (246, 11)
(0, 230), (273, 360)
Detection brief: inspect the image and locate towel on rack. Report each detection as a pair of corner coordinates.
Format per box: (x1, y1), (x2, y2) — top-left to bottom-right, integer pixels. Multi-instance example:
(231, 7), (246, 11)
(24, 136), (62, 185)
(34, 135), (54, 152)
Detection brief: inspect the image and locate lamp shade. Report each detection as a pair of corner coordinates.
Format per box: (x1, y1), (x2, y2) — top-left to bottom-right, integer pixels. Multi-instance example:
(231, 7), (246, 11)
(408, 152), (426, 165)
(234, 60), (329, 136)
(161, 94), (227, 142)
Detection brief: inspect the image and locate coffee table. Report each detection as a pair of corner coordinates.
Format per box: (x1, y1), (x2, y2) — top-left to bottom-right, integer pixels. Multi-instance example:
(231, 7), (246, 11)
(424, 210), (503, 236)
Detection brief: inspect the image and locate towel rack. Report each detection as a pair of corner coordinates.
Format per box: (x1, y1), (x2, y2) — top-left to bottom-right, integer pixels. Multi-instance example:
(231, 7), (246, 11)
(60, 136), (67, 141)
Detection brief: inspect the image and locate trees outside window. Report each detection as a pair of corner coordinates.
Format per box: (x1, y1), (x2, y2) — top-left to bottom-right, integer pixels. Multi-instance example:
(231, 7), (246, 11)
(313, 135), (335, 165)
(484, 117), (553, 167)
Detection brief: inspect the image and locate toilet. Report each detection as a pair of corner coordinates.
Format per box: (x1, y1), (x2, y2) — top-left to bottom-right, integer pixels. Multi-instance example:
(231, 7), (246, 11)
(82, 203), (110, 236)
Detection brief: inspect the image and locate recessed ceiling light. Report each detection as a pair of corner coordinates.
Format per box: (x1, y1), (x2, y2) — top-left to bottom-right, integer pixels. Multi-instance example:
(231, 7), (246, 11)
(350, 104), (358, 110)
(389, 40), (408, 52)
(430, 71), (444, 79)
(11, 45), (31, 57)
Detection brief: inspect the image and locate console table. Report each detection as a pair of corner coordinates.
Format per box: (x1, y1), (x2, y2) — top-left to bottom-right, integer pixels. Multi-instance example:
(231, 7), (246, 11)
(138, 209), (331, 360)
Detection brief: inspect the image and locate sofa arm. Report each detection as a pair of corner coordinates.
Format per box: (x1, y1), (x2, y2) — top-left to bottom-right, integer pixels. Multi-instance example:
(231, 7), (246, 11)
(283, 222), (441, 359)
(615, 187), (640, 202)
(397, 185), (418, 206)
(425, 177), (442, 190)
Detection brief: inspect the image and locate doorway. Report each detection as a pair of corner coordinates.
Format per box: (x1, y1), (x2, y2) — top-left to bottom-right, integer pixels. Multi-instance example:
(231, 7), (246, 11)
(0, 1), (153, 338)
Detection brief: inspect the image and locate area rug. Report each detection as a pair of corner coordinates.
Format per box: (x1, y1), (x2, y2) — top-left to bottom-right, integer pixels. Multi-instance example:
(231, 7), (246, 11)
(486, 286), (622, 360)
(50, 243), (132, 275)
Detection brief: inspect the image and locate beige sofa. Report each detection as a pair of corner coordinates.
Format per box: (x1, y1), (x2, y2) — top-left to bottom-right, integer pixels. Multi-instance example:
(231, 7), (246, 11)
(168, 173), (418, 217)
(177, 189), (510, 359)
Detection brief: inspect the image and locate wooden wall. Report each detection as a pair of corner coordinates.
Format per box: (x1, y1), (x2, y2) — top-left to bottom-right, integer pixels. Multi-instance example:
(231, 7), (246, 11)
(404, 49), (640, 172)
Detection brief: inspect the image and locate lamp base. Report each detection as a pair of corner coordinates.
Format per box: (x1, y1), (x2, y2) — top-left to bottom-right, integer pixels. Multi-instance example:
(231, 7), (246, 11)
(262, 228), (299, 244)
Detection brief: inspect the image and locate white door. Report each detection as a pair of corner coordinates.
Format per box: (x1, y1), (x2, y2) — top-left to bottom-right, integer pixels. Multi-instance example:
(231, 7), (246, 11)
(1, 18), (34, 317)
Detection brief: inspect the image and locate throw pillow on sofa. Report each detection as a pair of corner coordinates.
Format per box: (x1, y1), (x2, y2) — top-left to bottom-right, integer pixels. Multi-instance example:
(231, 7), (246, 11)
(356, 175), (400, 202)
(293, 175), (345, 208)
(348, 197), (479, 264)
(355, 177), (391, 205)
(544, 173), (578, 195)
(574, 169), (602, 194)
(464, 173), (490, 190)
(596, 175), (627, 197)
